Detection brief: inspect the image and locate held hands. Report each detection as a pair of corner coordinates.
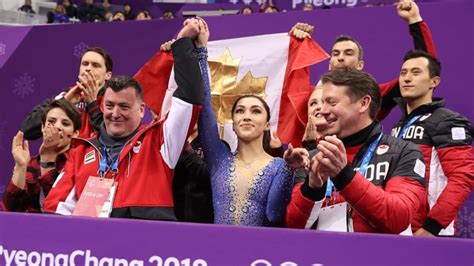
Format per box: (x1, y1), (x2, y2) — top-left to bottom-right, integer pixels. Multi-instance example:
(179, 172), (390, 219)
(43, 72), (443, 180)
(283, 144), (310, 169)
(177, 18), (200, 40)
(290, 22), (314, 39)
(12, 131), (30, 167)
(195, 17), (209, 48)
(397, 0), (422, 24)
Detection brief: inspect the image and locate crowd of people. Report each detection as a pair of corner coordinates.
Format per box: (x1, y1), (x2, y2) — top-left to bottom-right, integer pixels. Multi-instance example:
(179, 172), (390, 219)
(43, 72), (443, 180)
(15, 0), (397, 25)
(5, 0), (473, 237)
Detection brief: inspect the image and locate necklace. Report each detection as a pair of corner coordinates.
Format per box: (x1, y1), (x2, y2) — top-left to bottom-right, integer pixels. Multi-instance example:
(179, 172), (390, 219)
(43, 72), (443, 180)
(235, 154), (257, 169)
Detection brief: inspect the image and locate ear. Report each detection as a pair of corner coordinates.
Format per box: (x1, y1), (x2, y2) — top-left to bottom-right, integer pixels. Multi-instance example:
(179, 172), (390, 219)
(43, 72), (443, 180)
(356, 60), (365, 71)
(139, 102), (145, 119)
(359, 95), (372, 114)
(105, 71), (112, 81)
(265, 122), (270, 131)
(72, 130), (79, 138)
(430, 76), (441, 89)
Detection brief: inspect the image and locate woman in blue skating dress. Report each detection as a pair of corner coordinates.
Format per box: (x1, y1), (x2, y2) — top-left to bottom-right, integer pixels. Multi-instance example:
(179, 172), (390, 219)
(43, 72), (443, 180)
(195, 18), (294, 227)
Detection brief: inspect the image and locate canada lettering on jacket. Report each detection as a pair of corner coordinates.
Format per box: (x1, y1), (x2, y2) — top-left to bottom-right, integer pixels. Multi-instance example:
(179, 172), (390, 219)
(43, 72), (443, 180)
(392, 126), (424, 140)
(354, 162), (389, 182)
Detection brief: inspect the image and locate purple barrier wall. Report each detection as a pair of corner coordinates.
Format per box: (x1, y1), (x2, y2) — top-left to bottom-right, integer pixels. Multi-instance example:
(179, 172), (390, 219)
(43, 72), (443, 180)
(0, 212), (473, 265)
(1, 0), (472, 236)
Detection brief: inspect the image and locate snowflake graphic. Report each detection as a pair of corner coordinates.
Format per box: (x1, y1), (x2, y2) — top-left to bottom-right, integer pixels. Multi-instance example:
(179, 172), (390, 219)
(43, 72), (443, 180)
(73, 42), (89, 58)
(457, 205), (474, 238)
(0, 120), (7, 152)
(0, 42), (6, 56)
(13, 73), (35, 99)
(229, 0), (238, 4)
(243, 0), (252, 4)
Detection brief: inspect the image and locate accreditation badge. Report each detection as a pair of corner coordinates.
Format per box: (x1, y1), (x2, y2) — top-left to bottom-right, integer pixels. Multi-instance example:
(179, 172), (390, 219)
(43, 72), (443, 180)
(73, 176), (117, 218)
(316, 202), (348, 232)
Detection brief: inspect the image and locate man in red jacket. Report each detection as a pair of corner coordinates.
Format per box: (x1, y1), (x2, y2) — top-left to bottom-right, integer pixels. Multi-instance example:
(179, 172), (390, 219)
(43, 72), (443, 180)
(285, 68), (426, 234)
(44, 20), (204, 220)
(392, 50), (473, 236)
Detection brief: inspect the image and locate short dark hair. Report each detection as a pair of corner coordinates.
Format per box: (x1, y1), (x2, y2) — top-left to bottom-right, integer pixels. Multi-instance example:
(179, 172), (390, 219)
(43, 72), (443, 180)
(403, 49), (441, 78)
(321, 68), (381, 120)
(80, 47), (113, 72)
(333, 35), (364, 61)
(42, 100), (82, 131)
(105, 75), (143, 101)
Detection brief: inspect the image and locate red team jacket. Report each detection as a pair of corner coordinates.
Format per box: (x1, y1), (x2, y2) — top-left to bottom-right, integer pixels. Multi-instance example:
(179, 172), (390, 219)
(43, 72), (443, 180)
(392, 98), (474, 235)
(44, 38), (203, 220)
(285, 123), (426, 234)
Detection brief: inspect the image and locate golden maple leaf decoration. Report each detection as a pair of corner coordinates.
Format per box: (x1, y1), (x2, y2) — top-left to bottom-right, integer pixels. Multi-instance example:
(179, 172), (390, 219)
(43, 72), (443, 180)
(208, 48), (268, 127)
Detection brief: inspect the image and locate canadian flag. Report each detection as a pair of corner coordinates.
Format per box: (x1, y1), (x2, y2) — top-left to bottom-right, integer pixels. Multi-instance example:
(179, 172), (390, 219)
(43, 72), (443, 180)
(135, 33), (328, 148)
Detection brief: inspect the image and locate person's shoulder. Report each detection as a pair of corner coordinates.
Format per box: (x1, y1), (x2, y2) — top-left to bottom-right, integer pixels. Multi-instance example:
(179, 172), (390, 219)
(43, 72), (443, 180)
(382, 134), (421, 153)
(433, 107), (471, 124)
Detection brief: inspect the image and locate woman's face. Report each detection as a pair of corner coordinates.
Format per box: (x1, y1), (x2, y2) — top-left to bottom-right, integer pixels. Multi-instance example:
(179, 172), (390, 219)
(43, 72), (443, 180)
(42, 107), (78, 150)
(232, 97), (269, 143)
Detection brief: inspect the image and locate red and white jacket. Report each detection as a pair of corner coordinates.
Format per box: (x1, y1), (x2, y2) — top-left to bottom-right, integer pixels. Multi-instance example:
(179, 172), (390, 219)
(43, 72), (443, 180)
(286, 123), (426, 234)
(44, 38), (203, 220)
(391, 98), (474, 235)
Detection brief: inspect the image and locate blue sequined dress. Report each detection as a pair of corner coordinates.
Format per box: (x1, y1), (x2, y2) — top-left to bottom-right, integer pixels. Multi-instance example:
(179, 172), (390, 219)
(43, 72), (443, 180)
(196, 47), (294, 226)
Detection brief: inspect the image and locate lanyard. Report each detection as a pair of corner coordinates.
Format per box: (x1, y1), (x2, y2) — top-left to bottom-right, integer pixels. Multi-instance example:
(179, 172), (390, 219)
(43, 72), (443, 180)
(325, 133), (383, 197)
(325, 179), (334, 198)
(397, 115), (421, 139)
(99, 146), (119, 177)
(356, 133), (384, 176)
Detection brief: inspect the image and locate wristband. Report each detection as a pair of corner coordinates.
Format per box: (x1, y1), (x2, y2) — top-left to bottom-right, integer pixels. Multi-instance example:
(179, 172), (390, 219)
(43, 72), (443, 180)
(40, 161), (56, 168)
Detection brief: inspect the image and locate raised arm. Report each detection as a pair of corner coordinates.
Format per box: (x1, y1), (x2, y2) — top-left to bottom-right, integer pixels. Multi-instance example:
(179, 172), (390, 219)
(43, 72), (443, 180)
(160, 20), (204, 170)
(378, 0), (438, 120)
(196, 19), (231, 175)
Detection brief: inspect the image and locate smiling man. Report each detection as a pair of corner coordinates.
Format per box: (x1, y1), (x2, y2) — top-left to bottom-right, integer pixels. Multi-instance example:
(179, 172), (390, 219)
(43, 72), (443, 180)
(391, 50), (473, 236)
(285, 68), (427, 234)
(44, 20), (204, 220)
